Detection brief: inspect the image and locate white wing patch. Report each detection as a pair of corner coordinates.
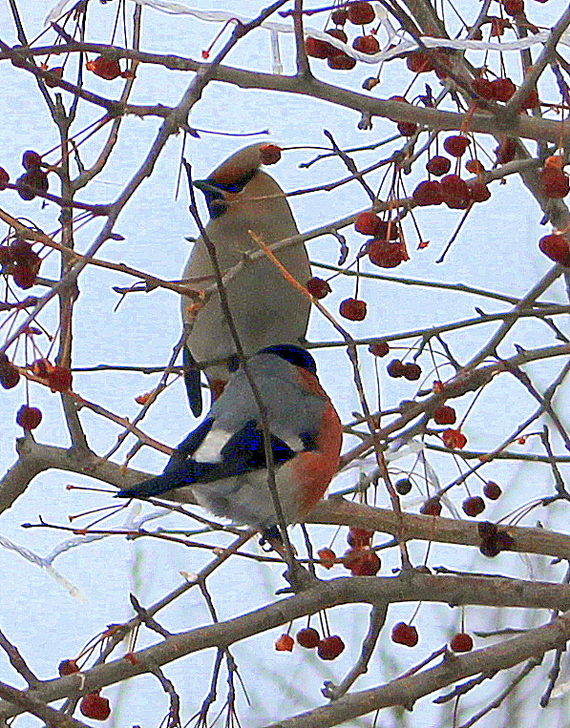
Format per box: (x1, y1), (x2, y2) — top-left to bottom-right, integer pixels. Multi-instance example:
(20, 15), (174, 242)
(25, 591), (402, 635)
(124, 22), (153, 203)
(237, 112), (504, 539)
(194, 428), (233, 463)
(283, 434), (304, 452)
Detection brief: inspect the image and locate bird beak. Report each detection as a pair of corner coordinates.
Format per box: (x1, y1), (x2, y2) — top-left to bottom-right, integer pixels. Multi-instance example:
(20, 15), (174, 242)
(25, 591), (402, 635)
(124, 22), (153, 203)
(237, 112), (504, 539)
(193, 179), (220, 196)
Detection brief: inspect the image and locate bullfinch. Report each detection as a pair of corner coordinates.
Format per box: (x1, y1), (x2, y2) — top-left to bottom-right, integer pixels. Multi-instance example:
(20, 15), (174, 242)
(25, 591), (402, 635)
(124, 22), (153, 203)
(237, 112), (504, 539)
(117, 345), (342, 537)
(182, 143), (311, 416)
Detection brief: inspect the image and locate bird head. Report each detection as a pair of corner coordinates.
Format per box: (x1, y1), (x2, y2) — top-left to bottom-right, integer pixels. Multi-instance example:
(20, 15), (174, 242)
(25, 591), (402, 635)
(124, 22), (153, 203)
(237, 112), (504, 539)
(194, 143), (283, 220)
(259, 344), (317, 375)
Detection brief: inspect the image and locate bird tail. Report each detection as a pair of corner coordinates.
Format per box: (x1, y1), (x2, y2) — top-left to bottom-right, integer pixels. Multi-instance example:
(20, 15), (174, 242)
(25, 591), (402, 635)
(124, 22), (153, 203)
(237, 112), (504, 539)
(116, 471), (190, 500)
(183, 345), (203, 417)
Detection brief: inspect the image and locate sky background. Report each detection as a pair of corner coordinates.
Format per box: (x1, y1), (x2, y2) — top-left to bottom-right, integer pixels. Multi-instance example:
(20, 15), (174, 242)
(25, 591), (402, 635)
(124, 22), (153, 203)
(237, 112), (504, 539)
(2, 1), (570, 726)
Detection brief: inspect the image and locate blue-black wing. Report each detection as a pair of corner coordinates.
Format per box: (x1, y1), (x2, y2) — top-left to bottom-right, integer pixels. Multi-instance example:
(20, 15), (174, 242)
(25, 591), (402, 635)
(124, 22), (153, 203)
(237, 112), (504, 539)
(116, 420), (313, 501)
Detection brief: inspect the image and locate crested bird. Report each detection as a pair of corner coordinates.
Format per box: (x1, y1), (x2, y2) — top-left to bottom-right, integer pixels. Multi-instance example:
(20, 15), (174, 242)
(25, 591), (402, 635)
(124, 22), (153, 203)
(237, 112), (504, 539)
(182, 143), (311, 416)
(117, 345), (342, 539)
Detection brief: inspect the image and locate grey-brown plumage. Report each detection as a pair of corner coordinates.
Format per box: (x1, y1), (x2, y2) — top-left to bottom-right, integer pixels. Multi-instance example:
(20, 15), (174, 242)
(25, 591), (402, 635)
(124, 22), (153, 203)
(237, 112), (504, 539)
(182, 144), (311, 416)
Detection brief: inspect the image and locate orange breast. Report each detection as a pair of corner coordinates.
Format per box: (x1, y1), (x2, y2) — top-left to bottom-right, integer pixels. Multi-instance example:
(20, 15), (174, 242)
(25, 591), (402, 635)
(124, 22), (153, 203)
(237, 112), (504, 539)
(289, 373), (343, 517)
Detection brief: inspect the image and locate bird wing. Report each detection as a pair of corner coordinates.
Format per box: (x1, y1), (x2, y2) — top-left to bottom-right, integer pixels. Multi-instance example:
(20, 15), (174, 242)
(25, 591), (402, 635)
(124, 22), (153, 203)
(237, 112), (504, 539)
(116, 354), (325, 502)
(116, 420), (304, 501)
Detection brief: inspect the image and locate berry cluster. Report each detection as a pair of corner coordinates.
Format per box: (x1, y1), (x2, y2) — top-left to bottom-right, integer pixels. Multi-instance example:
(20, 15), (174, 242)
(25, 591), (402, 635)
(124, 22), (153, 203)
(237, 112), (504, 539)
(478, 521), (515, 557)
(305, 2), (378, 71)
(0, 239), (41, 289)
(387, 358), (421, 381)
(315, 528), (381, 577)
(275, 628), (346, 660)
(343, 527), (381, 575)
(16, 150), (49, 202)
(354, 212), (408, 269)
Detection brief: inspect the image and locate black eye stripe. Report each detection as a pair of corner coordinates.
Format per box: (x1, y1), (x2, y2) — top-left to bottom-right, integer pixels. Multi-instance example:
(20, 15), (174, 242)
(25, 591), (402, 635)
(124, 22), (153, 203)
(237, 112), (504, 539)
(211, 168), (257, 194)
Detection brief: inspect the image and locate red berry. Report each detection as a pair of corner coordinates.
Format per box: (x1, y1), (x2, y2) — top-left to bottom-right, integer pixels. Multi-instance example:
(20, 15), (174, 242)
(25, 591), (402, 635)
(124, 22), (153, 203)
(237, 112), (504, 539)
(490, 77), (516, 102)
(44, 66), (64, 87)
(347, 1), (375, 25)
(440, 174), (470, 209)
(442, 428), (467, 449)
(483, 481), (502, 500)
(306, 276), (331, 299)
(296, 627), (320, 648)
(0, 362), (20, 389)
(46, 365), (73, 392)
(305, 37), (334, 59)
(521, 86), (539, 109)
(462, 495), (485, 517)
(406, 50), (434, 74)
(15, 175), (35, 201)
(368, 240), (407, 268)
(375, 219), (399, 241)
(495, 137), (518, 164)
(355, 211), (382, 235)
(327, 53), (357, 70)
(369, 341), (389, 357)
(413, 180), (443, 206)
(471, 77), (496, 100)
(16, 405), (42, 430)
(12, 264), (36, 289)
(317, 635), (345, 660)
(391, 622), (418, 646)
(467, 180), (491, 203)
(31, 358), (50, 377)
(504, 0), (524, 14)
(331, 8), (348, 25)
(340, 297), (367, 321)
(0, 167), (9, 190)
(16, 169), (48, 200)
(387, 359), (406, 378)
(9, 239), (35, 264)
(275, 633), (294, 652)
(259, 144), (282, 165)
(317, 547), (336, 569)
(22, 150), (42, 170)
(539, 233), (570, 266)
(395, 477), (412, 495)
(347, 527), (374, 548)
(80, 692), (111, 721)
(433, 405), (456, 424)
(403, 362), (421, 381)
(363, 77), (380, 91)
(326, 28), (348, 43)
(345, 549), (381, 575)
(443, 135), (471, 158)
(540, 167), (570, 198)
(397, 121), (418, 137)
(450, 632), (473, 652)
(426, 155), (451, 176)
(353, 35), (380, 54)
(58, 659), (79, 676)
(86, 56), (122, 80)
(420, 497), (442, 516)
(466, 159), (485, 175)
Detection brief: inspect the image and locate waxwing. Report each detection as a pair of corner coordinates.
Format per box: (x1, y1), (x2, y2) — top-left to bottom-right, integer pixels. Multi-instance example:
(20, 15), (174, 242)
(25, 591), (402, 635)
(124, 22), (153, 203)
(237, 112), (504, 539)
(118, 345), (342, 539)
(182, 143), (311, 416)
